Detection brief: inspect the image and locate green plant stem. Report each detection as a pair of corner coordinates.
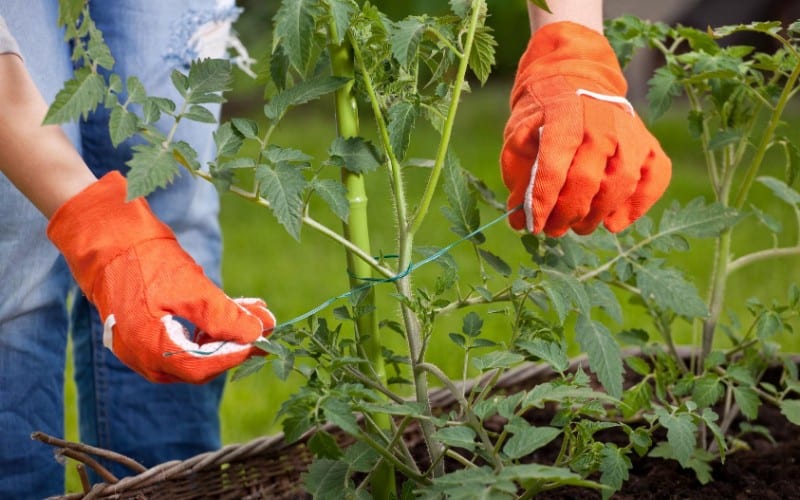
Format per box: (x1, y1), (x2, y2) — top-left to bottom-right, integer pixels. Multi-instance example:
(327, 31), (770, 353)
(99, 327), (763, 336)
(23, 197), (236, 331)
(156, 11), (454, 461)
(328, 26), (394, 498)
(728, 246), (800, 273)
(408, 0), (484, 236)
(733, 60), (800, 209)
(417, 362), (504, 471)
(701, 230), (731, 364)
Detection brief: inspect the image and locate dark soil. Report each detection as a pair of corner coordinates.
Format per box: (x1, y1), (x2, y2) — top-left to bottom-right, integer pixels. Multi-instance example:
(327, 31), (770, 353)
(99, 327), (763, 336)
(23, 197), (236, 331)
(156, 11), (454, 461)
(538, 404), (800, 499)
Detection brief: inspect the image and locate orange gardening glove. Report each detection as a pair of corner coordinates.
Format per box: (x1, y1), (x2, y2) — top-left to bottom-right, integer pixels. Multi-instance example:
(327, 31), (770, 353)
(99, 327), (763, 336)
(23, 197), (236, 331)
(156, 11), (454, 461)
(47, 171), (275, 384)
(501, 21), (671, 236)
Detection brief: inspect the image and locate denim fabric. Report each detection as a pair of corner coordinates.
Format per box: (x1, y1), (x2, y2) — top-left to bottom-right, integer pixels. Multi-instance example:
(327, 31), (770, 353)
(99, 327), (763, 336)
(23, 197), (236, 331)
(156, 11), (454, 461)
(0, 1), (236, 496)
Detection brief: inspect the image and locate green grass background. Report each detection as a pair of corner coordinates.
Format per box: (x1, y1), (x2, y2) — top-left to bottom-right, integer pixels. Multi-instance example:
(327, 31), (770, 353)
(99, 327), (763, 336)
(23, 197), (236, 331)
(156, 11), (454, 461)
(63, 81), (800, 491)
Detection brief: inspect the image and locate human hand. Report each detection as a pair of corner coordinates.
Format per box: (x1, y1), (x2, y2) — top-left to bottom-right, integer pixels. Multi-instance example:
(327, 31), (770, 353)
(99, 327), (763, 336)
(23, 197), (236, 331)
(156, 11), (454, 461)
(47, 172), (275, 383)
(501, 21), (671, 236)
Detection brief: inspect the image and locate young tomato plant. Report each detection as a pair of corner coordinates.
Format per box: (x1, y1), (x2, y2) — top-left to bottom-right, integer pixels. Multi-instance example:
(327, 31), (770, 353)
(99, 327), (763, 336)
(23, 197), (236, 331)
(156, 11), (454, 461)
(50, 0), (800, 497)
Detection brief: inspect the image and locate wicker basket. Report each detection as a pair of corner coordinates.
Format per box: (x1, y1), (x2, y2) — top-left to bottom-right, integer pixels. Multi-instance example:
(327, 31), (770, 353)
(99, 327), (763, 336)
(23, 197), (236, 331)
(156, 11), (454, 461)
(41, 355), (604, 499)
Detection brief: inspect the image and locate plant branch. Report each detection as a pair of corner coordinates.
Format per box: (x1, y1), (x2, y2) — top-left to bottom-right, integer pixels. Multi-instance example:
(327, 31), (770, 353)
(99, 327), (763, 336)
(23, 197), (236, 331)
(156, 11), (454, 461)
(728, 246), (800, 273)
(409, 0), (484, 236)
(417, 362), (504, 471)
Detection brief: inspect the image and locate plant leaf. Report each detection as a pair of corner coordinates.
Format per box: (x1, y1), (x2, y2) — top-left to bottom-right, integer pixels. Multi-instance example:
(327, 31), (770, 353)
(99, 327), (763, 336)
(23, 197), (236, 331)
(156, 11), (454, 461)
(692, 375), (725, 407)
(310, 178), (349, 221)
(391, 17), (427, 68)
(326, 136), (383, 173)
(478, 249), (512, 277)
(469, 25), (496, 85)
(231, 356), (267, 381)
(633, 260), (708, 318)
(183, 104), (217, 123)
(326, 0), (356, 44)
(472, 351), (525, 371)
(502, 424), (561, 460)
(108, 105), (138, 147)
(757, 176), (800, 206)
(442, 152), (484, 243)
(656, 411), (697, 467)
(185, 58), (231, 104)
(780, 399), (800, 425)
(256, 163), (307, 240)
(273, 0), (323, 72)
(387, 100), (418, 161)
(575, 316), (624, 399)
(322, 398), (360, 436)
(43, 68), (105, 124)
(126, 144), (180, 199)
(599, 444), (631, 499)
(302, 459), (350, 500)
(733, 385), (761, 420)
(433, 426), (477, 452)
(516, 339), (568, 372)
(647, 66), (681, 120)
(542, 268), (591, 322)
(265, 75), (351, 121)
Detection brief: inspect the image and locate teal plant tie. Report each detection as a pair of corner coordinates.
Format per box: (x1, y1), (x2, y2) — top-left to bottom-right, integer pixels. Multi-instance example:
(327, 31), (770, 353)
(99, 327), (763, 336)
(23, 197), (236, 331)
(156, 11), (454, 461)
(168, 205), (521, 357)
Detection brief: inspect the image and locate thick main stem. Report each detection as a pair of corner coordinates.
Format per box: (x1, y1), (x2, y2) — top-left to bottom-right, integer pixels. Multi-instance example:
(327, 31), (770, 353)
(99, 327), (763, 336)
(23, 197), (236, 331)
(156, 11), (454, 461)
(329, 32), (394, 497)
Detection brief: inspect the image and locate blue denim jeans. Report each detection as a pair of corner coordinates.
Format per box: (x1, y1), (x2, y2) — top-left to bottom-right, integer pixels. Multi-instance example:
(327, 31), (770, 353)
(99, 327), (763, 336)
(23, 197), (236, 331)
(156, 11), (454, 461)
(0, 1), (240, 496)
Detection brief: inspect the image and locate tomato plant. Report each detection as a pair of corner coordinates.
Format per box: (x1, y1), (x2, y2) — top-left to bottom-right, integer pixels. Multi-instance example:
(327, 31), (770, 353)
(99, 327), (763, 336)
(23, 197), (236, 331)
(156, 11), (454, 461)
(50, 0), (800, 497)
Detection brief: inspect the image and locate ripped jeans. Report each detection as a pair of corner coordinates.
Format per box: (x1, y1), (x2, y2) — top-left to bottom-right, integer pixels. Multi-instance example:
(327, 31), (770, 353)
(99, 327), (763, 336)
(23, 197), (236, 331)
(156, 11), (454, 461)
(0, 1), (243, 496)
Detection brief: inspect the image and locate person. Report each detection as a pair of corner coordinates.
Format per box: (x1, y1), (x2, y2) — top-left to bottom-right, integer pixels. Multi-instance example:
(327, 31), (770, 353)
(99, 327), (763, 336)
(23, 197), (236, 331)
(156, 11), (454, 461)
(501, 1), (671, 236)
(0, 0), (670, 497)
(0, 1), (274, 497)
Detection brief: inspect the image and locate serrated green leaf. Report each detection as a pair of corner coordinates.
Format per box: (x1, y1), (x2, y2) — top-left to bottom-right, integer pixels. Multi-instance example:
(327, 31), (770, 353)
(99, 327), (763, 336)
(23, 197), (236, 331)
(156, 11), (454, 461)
(173, 140), (200, 171)
(449, 0), (470, 17)
(108, 105), (138, 147)
(183, 104), (217, 123)
(479, 249), (511, 276)
(343, 441), (381, 473)
(126, 144), (180, 199)
(185, 58), (231, 104)
(462, 311), (483, 337)
(542, 268), (591, 322)
(449, 332), (466, 348)
(308, 430), (343, 459)
(256, 163), (307, 240)
(599, 444), (631, 499)
(516, 339), (568, 372)
(701, 408), (727, 457)
(576, 316), (624, 398)
(170, 70), (188, 97)
(387, 100), (417, 161)
(310, 178), (349, 221)
(647, 66), (681, 120)
(503, 425), (561, 460)
(656, 411), (697, 467)
(231, 117), (260, 139)
(265, 75), (350, 121)
(434, 426), (477, 451)
(469, 25), (496, 85)
(625, 357), (651, 377)
(621, 380), (652, 419)
(391, 17), (426, 67)
(272, 349), (295, 380)
(633, 260), (708, 318)
(657, 198), (740, 239)
(57, 0), (84, 27)
(43, 68), (105, 124)
(442, 152), (484, 243)
(780, 399), (800, 425)
(757, 176), (800, 206)
(472, 351), (525, 371)
(231, 356), (268, 381)
(302, 459), (350, 500)
(263, 144), (313, 165)
(274, 0), (323, 72)
(733, 385), (761, 420)
(756, 310), (782, 340)
(214, 122), (244, 157)
(326, 136), (383, 173)
(326, 0), (356, 44)
(588, 281), (623, 324)
(692, 375), (725, 407)
(322, 398), (360, 436)
(125, 76), (147, 104)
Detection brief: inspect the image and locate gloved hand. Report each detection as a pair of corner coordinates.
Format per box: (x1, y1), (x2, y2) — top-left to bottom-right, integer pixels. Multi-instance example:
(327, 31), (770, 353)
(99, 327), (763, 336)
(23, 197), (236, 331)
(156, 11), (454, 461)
(501, 21), (671, 236)
(47, 171), (275, 384)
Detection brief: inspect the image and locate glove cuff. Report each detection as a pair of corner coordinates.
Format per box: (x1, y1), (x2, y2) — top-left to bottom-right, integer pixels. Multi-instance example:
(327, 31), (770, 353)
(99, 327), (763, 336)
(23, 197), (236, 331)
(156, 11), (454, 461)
(47, 171), (175, 298)
(511, 21), (627, 105)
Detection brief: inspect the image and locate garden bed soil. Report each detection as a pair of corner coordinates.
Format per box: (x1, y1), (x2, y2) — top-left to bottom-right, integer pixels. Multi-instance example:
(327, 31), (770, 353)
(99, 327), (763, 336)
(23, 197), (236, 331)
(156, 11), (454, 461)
(537, 404), (800, 499)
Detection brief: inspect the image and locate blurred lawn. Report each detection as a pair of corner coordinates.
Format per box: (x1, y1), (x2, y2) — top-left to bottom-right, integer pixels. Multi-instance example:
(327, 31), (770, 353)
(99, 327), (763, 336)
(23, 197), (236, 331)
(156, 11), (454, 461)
(64, 82), (800, 491)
